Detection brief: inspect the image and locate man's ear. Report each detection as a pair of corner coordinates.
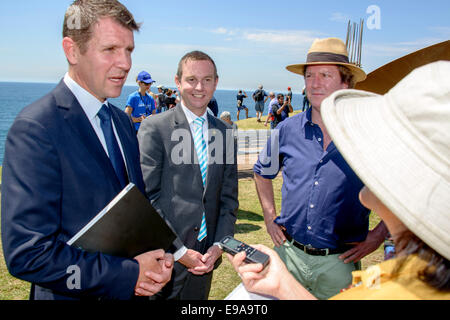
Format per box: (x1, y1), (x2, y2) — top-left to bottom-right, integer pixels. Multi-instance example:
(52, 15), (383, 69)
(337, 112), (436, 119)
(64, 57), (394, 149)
(174, 75), (181, 90)
(340, 80), (349, 90)
(62, 37), (79, 65)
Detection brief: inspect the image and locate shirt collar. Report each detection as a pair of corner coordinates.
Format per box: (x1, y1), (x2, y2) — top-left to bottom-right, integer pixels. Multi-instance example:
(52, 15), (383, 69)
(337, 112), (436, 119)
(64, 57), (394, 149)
(180, 102), (208, 125)
(63, 73), (108, 121)
(300, 106), (313, 129)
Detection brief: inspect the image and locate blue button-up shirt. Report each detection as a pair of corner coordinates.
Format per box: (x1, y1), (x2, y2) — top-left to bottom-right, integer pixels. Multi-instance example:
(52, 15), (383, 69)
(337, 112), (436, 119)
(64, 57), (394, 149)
(253, 108), (369, 249)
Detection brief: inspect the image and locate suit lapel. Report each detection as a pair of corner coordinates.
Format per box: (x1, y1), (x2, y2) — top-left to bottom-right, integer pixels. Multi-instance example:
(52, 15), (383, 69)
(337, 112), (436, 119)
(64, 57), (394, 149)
(173, 105), (205, 192)
(53, 81), (122, 191)
(109, 105), (134, 182)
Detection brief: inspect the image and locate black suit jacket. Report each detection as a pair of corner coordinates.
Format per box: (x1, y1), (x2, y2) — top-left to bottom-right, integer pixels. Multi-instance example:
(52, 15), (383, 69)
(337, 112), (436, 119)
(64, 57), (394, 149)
(1, 80), (146, 300)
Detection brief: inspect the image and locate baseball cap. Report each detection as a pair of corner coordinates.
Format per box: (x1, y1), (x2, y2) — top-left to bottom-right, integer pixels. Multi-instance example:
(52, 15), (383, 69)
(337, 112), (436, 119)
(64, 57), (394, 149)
(137, 71), (155, 84)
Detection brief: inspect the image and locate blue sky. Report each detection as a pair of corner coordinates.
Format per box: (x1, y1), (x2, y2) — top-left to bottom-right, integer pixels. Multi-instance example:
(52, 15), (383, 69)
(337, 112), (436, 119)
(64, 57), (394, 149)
(0, 0), (449, 91)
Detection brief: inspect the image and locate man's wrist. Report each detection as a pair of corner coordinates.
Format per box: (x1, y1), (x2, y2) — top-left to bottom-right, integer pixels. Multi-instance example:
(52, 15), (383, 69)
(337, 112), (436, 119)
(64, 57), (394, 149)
(173, 246), (188, 261)
(263, 212), (277, 224)
(374, 221), (389, 238)
(211, 244), (223, 259)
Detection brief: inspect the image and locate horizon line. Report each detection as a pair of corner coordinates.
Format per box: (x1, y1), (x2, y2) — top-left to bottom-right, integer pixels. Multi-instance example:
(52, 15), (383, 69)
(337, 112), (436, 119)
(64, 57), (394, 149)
(0, 80), (300, 93)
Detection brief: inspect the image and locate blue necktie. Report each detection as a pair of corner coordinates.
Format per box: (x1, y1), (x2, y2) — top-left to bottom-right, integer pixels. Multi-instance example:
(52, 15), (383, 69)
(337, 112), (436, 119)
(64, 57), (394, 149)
(193, 117), (208, 241)
(97, 104), (128, 189)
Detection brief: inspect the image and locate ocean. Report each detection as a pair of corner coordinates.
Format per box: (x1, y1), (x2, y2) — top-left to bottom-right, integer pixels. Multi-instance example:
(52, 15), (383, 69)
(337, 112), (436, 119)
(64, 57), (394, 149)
(0, 81), (302, 165)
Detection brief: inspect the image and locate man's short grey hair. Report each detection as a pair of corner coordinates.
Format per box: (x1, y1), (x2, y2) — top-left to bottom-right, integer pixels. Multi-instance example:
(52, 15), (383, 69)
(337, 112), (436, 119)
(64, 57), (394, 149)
(220, 111), (231, 120)
(258, 85), (263, 89)
(63, 0), (140, 54)
(269, 91), (275, 97)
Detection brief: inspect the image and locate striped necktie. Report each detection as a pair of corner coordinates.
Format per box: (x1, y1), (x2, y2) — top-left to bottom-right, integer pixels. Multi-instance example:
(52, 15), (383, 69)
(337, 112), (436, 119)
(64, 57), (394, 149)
(193, 117), (207, 241)
(97, 104), (128, 189)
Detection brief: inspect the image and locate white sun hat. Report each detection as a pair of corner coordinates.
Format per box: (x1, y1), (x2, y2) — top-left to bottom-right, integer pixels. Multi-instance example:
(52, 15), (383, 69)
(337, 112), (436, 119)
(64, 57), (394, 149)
(321, 61), (450, 260)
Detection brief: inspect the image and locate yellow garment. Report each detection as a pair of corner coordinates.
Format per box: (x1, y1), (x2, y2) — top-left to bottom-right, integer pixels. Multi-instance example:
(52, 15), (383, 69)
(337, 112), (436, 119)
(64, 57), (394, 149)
(331, 255), (450, 300)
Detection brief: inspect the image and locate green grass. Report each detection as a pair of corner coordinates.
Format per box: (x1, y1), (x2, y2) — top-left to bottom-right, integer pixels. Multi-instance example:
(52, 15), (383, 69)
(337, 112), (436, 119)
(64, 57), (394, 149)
(235, 111), (302, 131)
(0, 167), (383, 300)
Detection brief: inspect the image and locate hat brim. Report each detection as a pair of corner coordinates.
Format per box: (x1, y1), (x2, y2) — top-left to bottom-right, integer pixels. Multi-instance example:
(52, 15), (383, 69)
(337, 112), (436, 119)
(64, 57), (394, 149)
(286, 62), (367, 83)
(355, 40), (450, 94)
(321, 89), (450, 260)
(141, 80), (155, 84)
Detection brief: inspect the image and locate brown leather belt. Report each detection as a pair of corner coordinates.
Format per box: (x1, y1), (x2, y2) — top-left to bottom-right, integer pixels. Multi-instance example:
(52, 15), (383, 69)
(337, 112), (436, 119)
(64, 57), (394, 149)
(283, 230), (352, 256)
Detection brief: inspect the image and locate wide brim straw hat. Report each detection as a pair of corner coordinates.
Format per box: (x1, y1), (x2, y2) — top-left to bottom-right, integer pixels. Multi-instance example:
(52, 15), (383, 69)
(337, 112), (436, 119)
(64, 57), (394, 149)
(286, 37), (367, 83)
(321, 61), (450, 260)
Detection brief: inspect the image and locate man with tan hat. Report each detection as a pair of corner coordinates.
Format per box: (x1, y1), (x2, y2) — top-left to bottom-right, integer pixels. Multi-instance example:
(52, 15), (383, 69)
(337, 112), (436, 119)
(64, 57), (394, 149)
(229, 61), (450, 300)
(253, 37), (388, 299)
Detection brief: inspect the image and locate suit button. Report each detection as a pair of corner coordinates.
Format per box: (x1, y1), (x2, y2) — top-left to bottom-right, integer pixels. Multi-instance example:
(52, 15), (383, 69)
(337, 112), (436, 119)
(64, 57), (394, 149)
(194, 227), (200, 232)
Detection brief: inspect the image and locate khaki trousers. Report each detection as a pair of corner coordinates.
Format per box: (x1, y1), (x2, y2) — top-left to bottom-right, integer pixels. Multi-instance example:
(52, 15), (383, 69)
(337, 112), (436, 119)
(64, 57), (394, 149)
(275, 240), (361, 300)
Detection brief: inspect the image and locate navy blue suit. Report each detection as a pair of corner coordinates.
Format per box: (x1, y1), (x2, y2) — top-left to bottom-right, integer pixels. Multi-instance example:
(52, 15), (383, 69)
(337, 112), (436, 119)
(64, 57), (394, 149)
(1, 80), (146, 300)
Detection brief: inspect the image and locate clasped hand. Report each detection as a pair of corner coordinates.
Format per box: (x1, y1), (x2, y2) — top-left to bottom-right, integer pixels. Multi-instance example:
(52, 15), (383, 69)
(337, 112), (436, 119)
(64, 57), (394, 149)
(134, 249), (174, 296)
(179, 245), (222, 275)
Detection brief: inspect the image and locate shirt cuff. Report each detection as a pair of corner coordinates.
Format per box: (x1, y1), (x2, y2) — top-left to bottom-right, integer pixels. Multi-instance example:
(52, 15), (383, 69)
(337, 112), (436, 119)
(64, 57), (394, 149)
(173, 245), (188, 261)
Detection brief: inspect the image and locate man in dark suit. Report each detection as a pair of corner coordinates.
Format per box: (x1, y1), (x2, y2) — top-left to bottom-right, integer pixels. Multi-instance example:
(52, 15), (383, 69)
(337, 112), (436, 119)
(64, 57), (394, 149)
(1, 0), (173, 300)
(138, 51), (239, 299)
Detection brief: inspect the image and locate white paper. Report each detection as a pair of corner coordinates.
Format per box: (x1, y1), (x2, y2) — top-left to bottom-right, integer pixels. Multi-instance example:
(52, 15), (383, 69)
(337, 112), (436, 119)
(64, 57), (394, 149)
(225, 283), (277, 300)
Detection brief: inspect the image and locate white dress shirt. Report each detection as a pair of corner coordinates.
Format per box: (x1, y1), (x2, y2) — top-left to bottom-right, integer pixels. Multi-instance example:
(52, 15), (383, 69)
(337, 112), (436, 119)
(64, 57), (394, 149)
(180, 102), (209, 144)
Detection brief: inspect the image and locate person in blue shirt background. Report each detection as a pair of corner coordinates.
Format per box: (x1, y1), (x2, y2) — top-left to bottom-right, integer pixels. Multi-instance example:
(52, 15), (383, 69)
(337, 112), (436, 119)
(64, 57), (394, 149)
(125, 71), (156, 132)
(253, 38), (388, 300)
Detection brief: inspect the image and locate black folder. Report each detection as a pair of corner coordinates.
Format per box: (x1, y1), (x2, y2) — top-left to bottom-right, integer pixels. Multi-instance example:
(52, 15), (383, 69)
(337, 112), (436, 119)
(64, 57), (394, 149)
(67, 183), (176, 258)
